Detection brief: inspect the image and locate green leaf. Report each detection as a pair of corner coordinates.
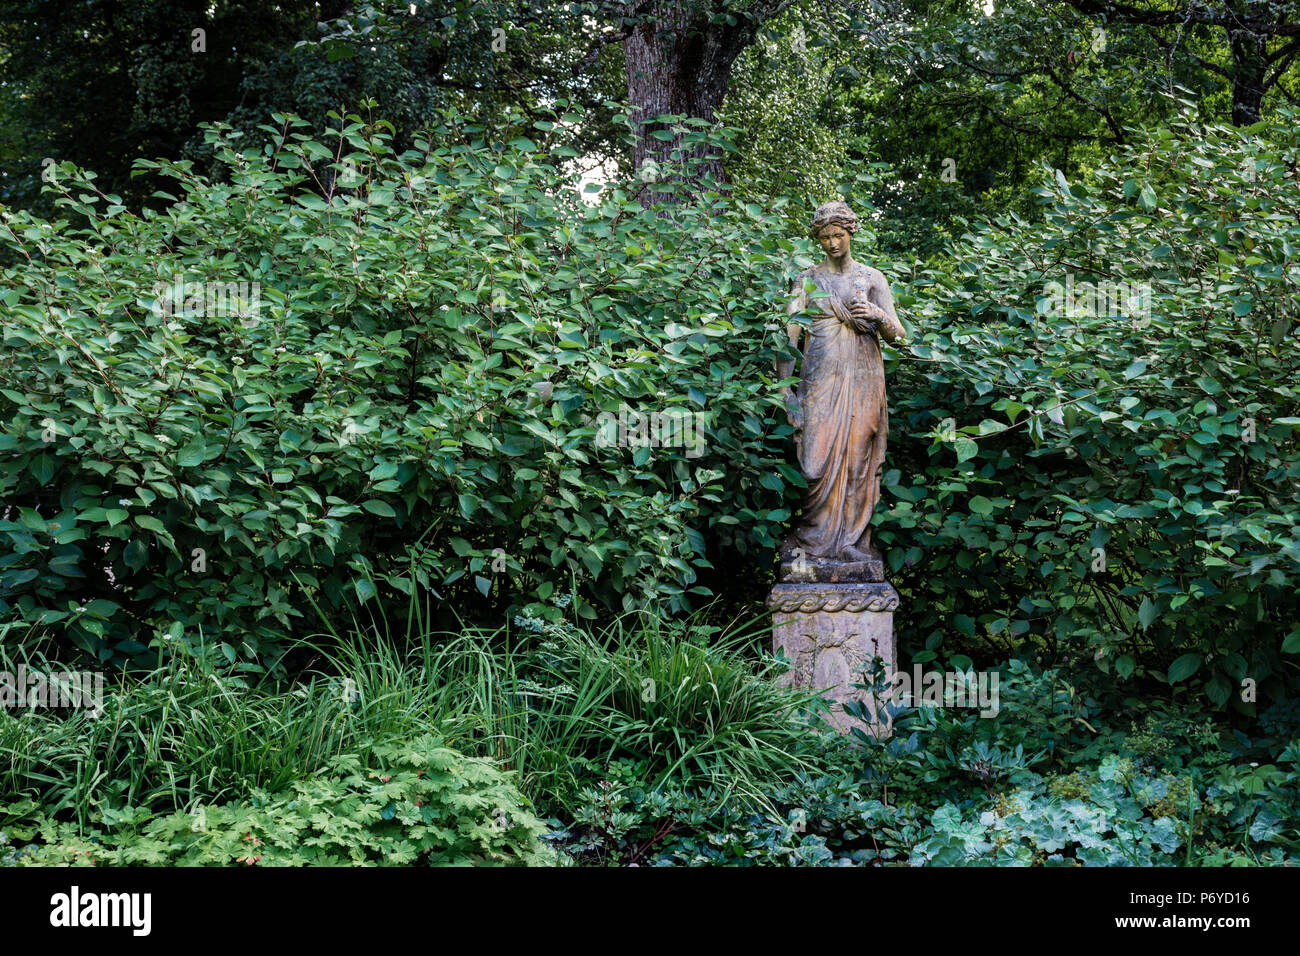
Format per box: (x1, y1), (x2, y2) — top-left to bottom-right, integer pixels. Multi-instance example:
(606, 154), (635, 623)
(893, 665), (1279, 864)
(1167, 653), (1202, 683)
(1115, 654), (1135, 679)
(1206, 672), (1231, 706)
(30, 455), (54, 485)
(137, 516), (167, 535)
(83, 598), (120, 619)
(123, 539), (148, 572)
(176, 442), (207, 467)
(1137, 598), (1158, 630)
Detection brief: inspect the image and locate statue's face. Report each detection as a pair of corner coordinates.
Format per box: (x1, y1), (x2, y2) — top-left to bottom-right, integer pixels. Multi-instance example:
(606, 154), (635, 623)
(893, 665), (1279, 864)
(818, 225), (850, 261)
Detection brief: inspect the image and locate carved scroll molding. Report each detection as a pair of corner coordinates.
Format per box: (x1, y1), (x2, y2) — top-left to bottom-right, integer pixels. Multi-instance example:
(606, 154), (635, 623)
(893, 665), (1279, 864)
(766, 581), (899, 614)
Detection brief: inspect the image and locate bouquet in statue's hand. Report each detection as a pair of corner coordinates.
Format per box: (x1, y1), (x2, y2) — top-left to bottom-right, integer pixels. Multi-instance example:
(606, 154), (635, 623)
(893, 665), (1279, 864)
(847, 294), (886, 335)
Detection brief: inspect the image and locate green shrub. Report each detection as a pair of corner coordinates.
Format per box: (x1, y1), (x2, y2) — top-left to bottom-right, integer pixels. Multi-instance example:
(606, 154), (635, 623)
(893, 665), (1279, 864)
(553, 764), (851, 867)
(875, 109), (1300, 709)
(3, 96), (1296, 709)
(907, 743), (1300, 867)
(0, 104), (807, 668)
(3, 735), (552, 866)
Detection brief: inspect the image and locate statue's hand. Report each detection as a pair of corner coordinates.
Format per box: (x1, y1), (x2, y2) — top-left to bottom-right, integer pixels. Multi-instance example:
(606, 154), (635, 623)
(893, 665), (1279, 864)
(845, 302), (878, 335)
(783, 389), (803, 430)
(850, 299), (888, 327)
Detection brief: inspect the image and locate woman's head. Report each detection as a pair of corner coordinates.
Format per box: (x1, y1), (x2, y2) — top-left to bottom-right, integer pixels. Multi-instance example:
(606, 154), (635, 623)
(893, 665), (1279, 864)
(809, 200), (858, 241)
(811, 200), (858, 261)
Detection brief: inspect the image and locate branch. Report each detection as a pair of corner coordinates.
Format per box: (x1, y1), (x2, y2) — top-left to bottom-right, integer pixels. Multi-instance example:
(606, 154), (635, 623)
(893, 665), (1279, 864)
(573, 0), (655, 76)
(1056, 0), (1300, 35)
(1264, 36), (1300, 89)
(1043, 60), (1128, 141)
(1146, 29), (1233, 79)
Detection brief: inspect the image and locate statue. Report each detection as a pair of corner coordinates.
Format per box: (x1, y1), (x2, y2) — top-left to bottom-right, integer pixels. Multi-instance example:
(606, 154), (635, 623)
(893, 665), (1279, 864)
(777, 200), (906, 575)
(767, 200), (906, 735)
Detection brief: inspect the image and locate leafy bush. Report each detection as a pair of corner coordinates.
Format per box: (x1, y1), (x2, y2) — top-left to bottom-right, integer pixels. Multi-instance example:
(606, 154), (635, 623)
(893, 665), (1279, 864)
(3, 94), (1295, 708)
(3, 735), (552, 866)
(846, 660), (1300, 866)
(874, 109), (1300, 709)
(0, 105), (804, 667)
(908, 742), (1300, 867)
(550, 759), (853, 866)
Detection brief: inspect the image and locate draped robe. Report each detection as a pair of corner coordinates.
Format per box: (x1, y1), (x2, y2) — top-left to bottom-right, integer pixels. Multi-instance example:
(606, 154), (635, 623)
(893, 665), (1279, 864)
(786, 263), (889, 560)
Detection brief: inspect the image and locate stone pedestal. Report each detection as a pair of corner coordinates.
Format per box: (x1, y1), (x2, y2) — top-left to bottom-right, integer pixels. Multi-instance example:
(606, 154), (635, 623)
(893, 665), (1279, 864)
(766, 579), (899, 737)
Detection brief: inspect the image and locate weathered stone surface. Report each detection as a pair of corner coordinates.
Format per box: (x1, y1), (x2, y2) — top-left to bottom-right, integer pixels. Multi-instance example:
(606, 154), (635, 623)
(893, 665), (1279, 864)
(778, 555), (885, 583)
(767, 580), (898, 737)
(766, 201), (905, 738)
(775, 200), (906, 566)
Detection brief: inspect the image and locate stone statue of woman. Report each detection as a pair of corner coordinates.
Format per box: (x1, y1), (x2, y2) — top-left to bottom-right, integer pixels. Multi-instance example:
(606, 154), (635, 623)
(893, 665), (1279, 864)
(777, 200), (906, 573)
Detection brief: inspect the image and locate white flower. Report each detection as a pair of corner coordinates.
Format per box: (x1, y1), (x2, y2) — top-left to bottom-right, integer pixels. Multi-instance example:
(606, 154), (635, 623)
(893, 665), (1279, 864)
(118, 498), (132, 506)
(156, 434), (171, 443)
(232, 356), (244, 365)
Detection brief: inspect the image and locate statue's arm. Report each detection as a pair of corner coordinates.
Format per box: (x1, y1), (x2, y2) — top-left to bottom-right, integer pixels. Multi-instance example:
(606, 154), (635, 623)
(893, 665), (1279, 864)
(868, 270), (907, 344)
(777, 283), (804, 379)
(777, 279), (807, 427)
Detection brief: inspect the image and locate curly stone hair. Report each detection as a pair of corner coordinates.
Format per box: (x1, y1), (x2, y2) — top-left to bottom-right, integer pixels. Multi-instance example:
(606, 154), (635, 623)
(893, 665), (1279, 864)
(809, 200), (859, 240)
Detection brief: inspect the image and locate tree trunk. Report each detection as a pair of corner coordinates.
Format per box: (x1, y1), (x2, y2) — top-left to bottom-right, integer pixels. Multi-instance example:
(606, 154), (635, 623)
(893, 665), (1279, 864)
(1229, 24), (1268, 125)
(622, 1), (787, 189)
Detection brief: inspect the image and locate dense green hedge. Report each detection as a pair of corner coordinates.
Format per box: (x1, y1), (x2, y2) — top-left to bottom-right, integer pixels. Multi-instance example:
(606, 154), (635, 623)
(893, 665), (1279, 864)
(878, 111), (1300, 711)
(1, 104), (1296, 711)
(0, 107), (803, 669)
